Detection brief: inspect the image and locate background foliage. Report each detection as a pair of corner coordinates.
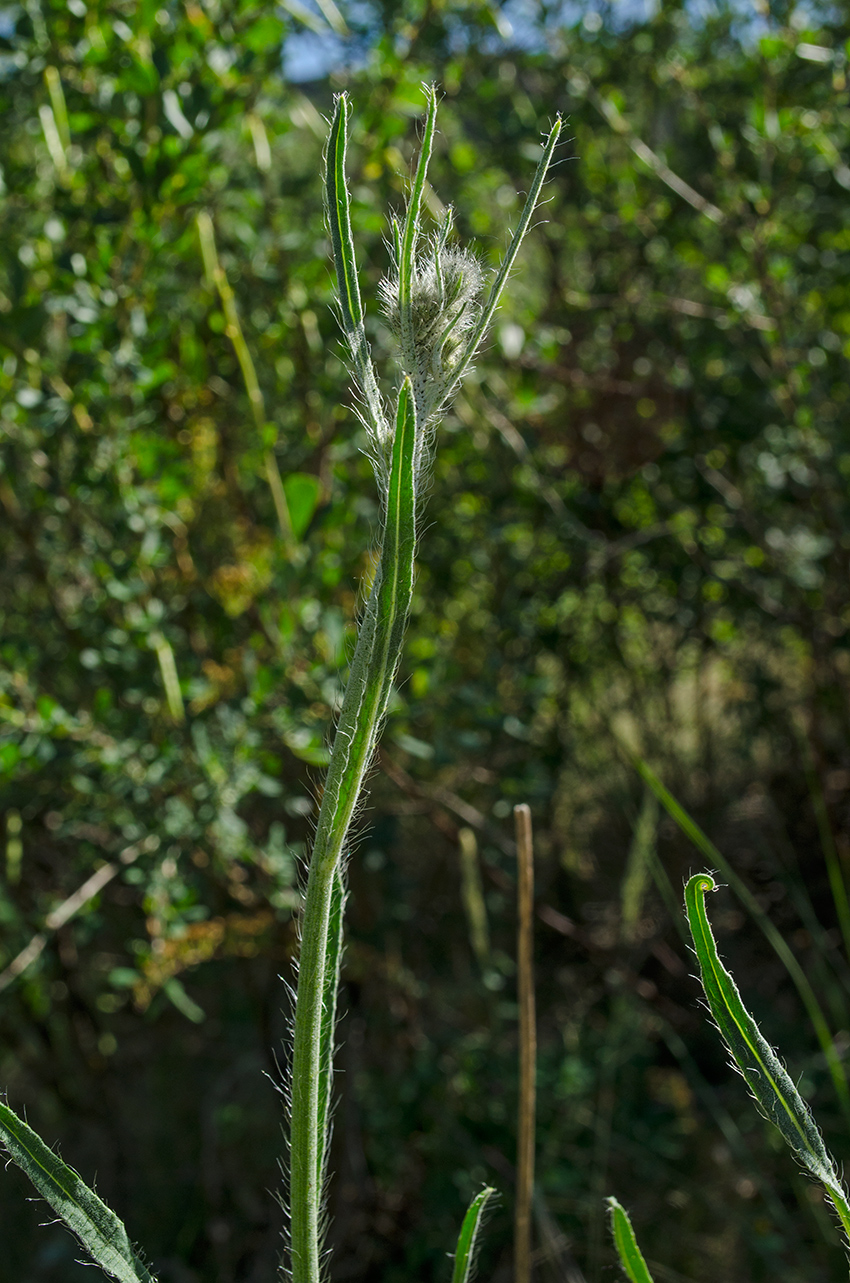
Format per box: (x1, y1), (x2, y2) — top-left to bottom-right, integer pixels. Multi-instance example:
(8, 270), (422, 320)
(2, 0), (850, 1279)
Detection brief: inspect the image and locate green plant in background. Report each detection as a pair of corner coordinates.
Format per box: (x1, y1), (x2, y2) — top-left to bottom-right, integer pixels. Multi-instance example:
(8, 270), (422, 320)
(608, 871), (850, 1280)
(0, 87), (560, 1283)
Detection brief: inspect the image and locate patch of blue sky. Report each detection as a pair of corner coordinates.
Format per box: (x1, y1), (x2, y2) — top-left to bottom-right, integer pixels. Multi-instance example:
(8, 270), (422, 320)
(283, 0), (375, 82)
(0, 5), (19, 38)
(282, 0), (658, 81)
(283, 29), (346, 82)
(281, 0), (837, 83)
(500, 0), (659, 48)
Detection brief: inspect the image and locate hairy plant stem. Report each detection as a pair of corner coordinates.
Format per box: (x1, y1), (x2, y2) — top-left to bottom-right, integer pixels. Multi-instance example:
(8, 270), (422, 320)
(288, 90), (560, 1283)
(289, 383), (416, 1283)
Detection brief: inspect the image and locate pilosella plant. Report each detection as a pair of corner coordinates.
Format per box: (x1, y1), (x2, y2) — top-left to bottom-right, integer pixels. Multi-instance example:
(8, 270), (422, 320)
(0, 88), (561, 1283)
(4, 83), (849, 1283)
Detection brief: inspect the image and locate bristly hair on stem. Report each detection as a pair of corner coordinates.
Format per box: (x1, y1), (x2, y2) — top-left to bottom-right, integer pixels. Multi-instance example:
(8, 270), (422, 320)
(287, 87), (562, 1283)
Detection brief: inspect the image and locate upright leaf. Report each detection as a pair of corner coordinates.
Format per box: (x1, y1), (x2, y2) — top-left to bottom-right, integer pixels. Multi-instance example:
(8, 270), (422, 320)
(287, 380), (417, 1283)
(451, 1186), (495, 1283)
(325, 93), (387, 447)
(448, 114), (562, 398)
(606, 1198), (655, 1283)
(398, 84), (438, 360)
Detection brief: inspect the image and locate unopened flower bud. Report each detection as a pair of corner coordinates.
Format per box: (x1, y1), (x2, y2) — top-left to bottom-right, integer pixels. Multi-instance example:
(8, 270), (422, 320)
(380, 236), (484, 429)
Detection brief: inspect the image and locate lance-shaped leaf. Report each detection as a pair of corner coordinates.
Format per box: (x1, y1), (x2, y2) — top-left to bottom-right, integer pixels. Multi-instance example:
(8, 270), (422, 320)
(451, 1186), (495, 1283)
(445, 114), (562, 401)
(325, 93), (387, 448)
(685, 873), (850, 1247)
(0, 1100), (156, 1283)
(606, 1197), (655, 1283)
(398, 84), (438, 360)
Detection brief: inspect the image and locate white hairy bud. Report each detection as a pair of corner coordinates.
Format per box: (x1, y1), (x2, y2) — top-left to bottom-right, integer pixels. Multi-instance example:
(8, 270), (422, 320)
(379, 220), (484, 432)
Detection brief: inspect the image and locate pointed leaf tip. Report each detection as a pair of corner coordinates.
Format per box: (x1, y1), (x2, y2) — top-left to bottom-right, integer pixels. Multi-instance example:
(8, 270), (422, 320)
(451, 1186), (495, 1283)
(607, 1197), (655, 1283)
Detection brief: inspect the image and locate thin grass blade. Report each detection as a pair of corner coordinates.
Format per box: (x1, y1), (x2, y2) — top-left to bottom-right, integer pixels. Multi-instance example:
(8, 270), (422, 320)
(798, 731), (850, 962)
(606, 1198), (655, 1283)
(0, 1101), (155, 1282)
(325, 93), (386, 443)
(451, 1186), (495, 1283)
(685, 873), (850, 1246)
(620, 788), (658, 944)
(635, 755), (850, 1120)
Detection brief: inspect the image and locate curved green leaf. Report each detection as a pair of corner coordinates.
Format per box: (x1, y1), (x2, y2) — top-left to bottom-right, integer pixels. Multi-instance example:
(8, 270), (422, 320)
(685, 873), (850, 1247)
(636, 756), (850, 1121)
(0, 1100), (155, 1283)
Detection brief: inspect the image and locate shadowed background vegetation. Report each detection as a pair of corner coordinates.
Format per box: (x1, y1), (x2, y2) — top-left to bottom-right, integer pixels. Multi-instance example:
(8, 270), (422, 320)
(2, 0), (850, 1279)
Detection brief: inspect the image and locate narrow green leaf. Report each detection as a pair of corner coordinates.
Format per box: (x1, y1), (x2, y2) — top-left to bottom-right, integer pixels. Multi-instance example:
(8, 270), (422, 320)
(620, 788), (658, 944)
(685, 873), (850, 1246)
(374, 378), (417, 716)
(635, 756), (850, 1121)
(398, 85), (438, 358)
(797, 731), (850, 961)
(325, 93), (386, 443)
(0, 1100), (156, 1283)
(606, 1198), (655, 1283)
(326, 93), (363, 342)
(448, 114), (562, 398)
(451, 1186), (495, 1283)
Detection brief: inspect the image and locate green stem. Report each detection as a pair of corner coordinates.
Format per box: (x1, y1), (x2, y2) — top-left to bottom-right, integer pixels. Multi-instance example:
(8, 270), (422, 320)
(288, 381), (417, 1283)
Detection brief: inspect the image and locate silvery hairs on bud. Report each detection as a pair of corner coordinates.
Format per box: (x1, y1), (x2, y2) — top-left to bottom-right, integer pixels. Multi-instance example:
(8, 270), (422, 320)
(379, 211), (485, 449)
(326, 84), (562, 499)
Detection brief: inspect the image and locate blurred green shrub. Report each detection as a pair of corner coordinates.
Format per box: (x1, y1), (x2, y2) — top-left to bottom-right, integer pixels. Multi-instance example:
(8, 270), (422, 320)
(2, 0), (850, 1280)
